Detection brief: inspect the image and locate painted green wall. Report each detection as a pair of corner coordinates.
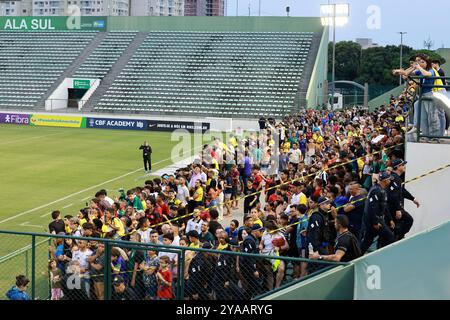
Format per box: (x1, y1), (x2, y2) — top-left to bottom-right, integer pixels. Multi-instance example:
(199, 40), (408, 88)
(107, 16), (324, 33)
(262, 265), (354, 300)
(306, 26), (329, 109)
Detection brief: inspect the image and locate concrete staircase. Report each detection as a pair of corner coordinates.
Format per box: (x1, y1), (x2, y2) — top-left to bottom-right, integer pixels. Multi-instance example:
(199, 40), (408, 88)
(81, 32), (149, 111)
(35, 32), (108, 109)
(294, 32), (322, 112)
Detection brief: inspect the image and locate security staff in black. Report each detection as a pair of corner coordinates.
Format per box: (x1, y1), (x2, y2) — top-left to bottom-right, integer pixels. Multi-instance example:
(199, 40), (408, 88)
(360, 171), (395, 254)
(310, 215), (362, 262)
(387, 159), (420, 241)
(139, 141), (152, 172)
(306, 196), (332, 272)
(240, 225), (262, 300)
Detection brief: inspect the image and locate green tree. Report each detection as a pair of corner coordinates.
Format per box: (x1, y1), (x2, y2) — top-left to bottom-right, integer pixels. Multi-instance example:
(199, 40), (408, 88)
(328, 41), (362, 81)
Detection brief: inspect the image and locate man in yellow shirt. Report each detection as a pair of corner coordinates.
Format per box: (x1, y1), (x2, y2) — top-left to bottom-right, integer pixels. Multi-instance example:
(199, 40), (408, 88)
(103, 208), (125, 238)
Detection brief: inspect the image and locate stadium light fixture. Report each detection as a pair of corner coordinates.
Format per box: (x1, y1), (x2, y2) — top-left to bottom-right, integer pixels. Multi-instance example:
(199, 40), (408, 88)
(320, 3), (349, 110)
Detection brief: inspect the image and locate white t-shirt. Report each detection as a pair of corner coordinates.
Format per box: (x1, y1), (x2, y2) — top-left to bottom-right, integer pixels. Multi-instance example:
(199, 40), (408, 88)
(176, 185), (190, 205)
(186, 218), (202, 234)
(172, 235), (181, 247)
(137, 228), (152, 244)
(158, 250), (178, 263)
(289, 149), (302, 164)
(261, 232), (285, 255)
(72, 248), (93, 273)
(105, 196), (115, 206)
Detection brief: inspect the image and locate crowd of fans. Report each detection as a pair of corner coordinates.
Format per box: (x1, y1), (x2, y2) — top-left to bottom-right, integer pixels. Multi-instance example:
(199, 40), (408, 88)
(15, 100), (419, 301)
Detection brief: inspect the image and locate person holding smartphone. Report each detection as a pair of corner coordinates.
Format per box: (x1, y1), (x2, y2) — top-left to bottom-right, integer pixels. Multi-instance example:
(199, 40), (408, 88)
(139, 141), (152, 173)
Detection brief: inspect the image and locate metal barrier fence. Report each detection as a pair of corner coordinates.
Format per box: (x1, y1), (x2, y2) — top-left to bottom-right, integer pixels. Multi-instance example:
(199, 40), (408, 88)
(0, 230), (346, 300)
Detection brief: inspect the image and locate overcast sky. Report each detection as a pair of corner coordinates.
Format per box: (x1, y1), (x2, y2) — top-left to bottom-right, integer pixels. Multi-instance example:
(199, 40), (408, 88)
(226, 0), (449, 49)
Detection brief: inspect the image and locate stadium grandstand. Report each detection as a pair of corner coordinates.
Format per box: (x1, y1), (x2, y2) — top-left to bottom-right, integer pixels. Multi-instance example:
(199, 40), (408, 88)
(0, 16), (328, 118)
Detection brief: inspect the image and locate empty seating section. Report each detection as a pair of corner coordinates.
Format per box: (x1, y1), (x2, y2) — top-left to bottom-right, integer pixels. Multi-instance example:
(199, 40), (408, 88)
(95, 31), (313, 117)
(0, 31), (97, 109)
(73, 31), (138, 79)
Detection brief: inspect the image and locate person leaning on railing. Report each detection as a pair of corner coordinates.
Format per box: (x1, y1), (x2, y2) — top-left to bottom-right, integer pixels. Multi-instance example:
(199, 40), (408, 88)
(393, 53), (445, 141)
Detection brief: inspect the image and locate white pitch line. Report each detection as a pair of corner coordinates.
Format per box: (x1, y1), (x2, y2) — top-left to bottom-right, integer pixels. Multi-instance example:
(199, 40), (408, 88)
(0, 132), (66, 146)
(81, 196), (91, 201)
(19, 222), (44, 228)
(0, 145), (201, 225)
(40, 211), (52, 218)
(62, 203), (74, 209)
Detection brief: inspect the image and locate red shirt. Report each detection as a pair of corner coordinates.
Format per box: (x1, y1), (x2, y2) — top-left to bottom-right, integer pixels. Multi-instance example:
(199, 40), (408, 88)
(252, 173), (263, 190)
(157, 203), (170, 218)
(157, 269), (173, 299)
(268, 193), (278, 203)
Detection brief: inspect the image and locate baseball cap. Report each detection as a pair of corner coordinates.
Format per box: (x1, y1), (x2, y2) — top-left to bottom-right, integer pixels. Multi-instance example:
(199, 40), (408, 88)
(202, 242), (213, 249)
(392, 159), (407, 168)
(378, 171), (393, 181)
(251, 224), (264, 231)
(113, 276), (125, 286)
(317, 197), (331, 206)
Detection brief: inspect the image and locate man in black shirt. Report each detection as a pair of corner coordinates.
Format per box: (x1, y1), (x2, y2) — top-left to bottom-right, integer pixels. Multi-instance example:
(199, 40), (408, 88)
(310, 215), (362, 262)
(48, 210), (65, 234)
(387, 159), (420, 241)
(112, 276), (138, 300)
(208, 209), (223, 239)
(360, 172), (395, 254)
(342, 182), (365, 239)
(139, 141), (152, 173)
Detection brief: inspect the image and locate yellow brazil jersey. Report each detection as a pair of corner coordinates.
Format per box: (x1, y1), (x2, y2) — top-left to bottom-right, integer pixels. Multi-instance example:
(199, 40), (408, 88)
(282, 141), (290, 153)
(102, 217), (125, 237)
(79, 218), (87, 228)
(194, 186), (204, 202)
(211, 158), (219, 170)
(189, 242), (200, 249)
(254, 218), (263, 227)
(299, 193), (307, 206)
(229, 136), (238, 148)
(395, 115), (404, 123)
(141, 200), (147, 211)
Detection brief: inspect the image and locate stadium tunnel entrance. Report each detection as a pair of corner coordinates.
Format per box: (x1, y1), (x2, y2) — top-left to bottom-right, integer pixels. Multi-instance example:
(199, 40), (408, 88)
(67, 88), (88, 109)
(45, 78), (100, 112)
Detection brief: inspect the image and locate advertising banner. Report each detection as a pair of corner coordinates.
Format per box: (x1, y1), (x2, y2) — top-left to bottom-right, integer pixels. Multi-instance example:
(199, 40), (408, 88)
(147, 120), (210, 133)
(0, 113), (30, 125)
(29, 114), (86, 128)
(0, 16), (107, 31)
(86, 117), (148, 130)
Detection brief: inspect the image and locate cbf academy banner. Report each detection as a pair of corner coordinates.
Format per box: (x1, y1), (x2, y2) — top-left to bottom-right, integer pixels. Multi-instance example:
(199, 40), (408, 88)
(0, 16), (107, 31)
(86, 117), (148, 130)
(29, 114), (86, 128)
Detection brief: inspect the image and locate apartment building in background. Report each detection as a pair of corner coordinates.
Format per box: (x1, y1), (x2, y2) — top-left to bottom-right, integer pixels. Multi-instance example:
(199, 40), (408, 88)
(130, 0), (184, 17)
(184, 0), (224, 16)
(0, 0), (130, 16)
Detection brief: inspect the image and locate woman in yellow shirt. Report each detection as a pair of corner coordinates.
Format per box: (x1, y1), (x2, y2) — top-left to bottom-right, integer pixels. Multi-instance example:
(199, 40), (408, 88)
(193, 180), (204, 206)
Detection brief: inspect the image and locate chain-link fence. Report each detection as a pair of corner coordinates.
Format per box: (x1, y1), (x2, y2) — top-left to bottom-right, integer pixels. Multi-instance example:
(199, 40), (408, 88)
(0, 231), (346, 300)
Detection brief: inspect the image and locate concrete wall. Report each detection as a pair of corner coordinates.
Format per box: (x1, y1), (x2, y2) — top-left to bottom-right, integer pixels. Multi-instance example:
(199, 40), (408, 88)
(404, 142), (450, 235)
(353, 221), (450, 299)
(261, 265), (354, 300)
